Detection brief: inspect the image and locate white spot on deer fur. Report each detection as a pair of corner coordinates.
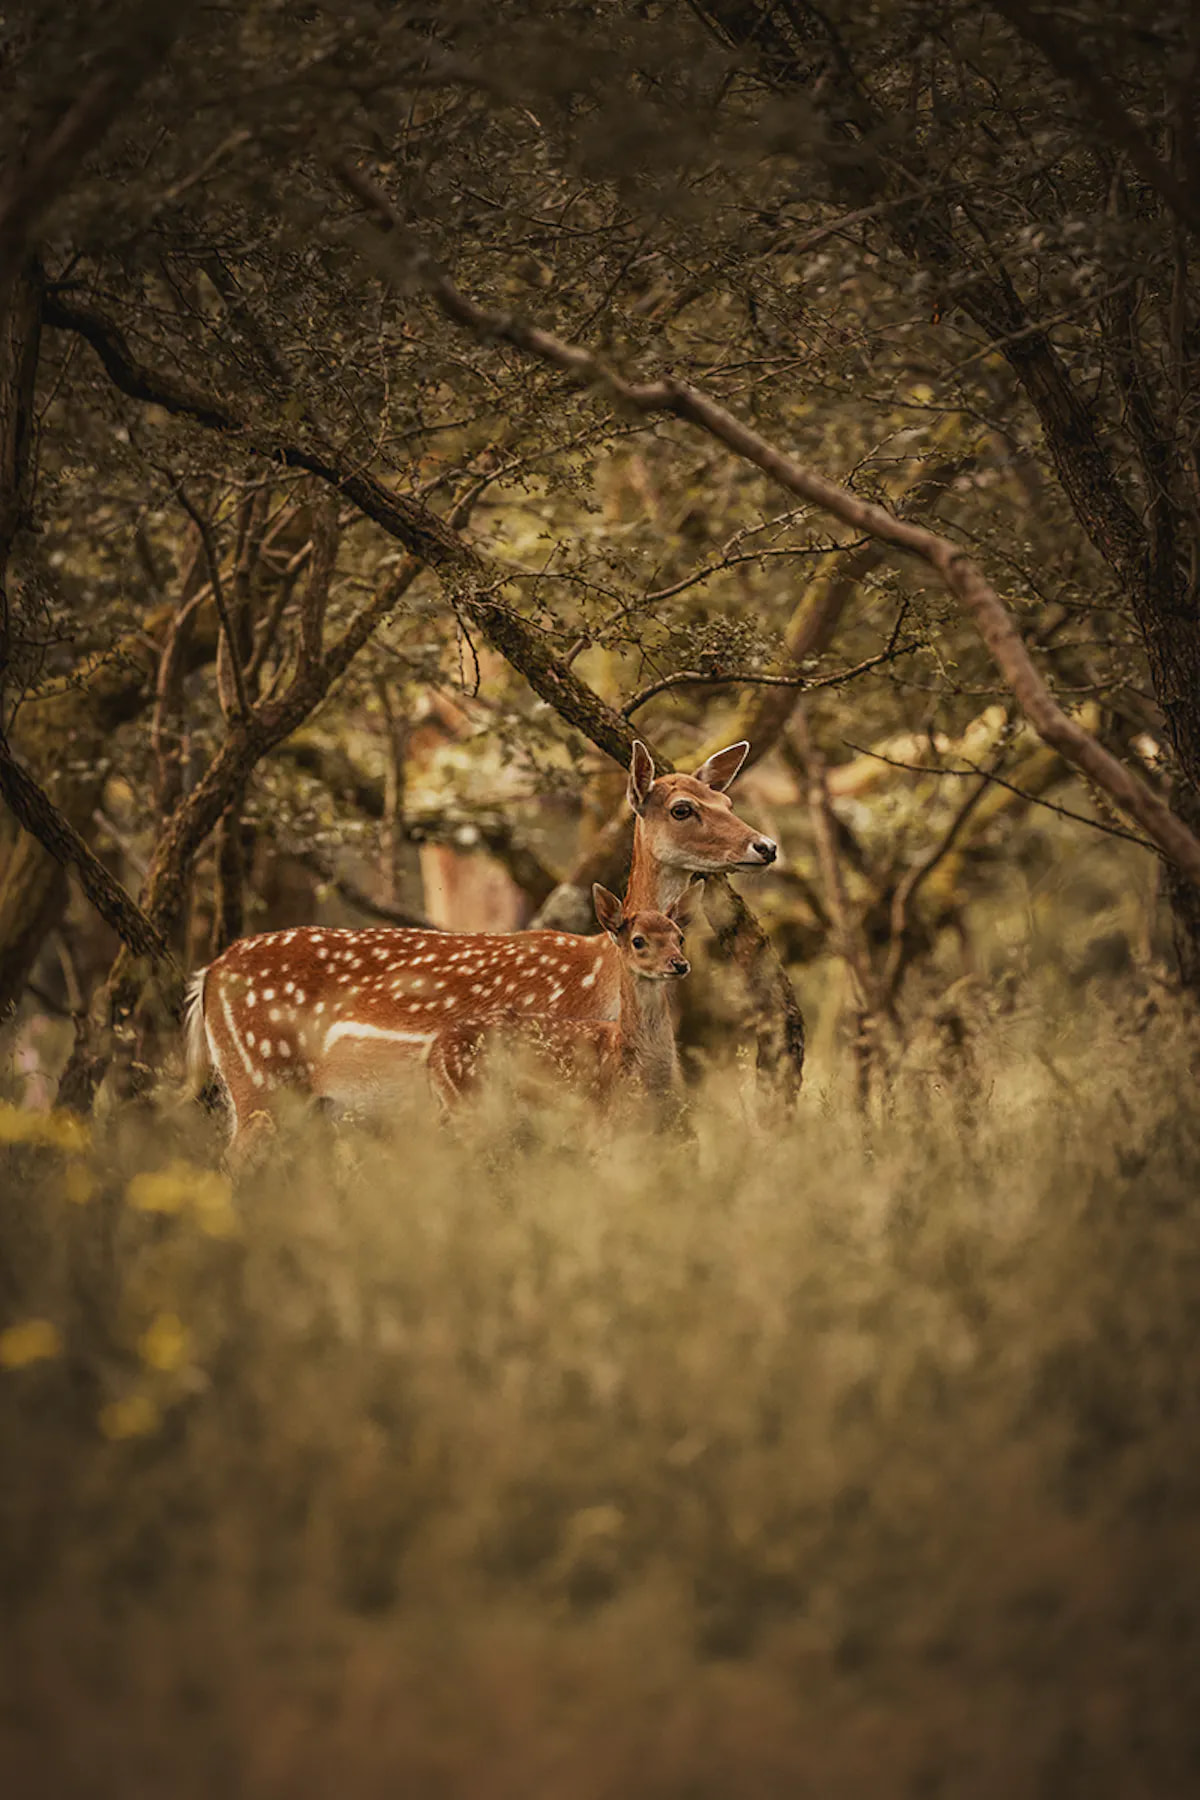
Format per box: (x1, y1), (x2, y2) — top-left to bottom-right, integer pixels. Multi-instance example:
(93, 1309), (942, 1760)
(263, 988), (275, 1002)
(279, 1042), (291, 1058)
(269, 1008), (281, 1023)
(284, 982), (294, 996)
(295, 989), (305, 1004)
(252, 1070), (265, 1088)
(547, 985), (564, 1003)
(246, 1030), (256, 1047)
(315, 1002), (325, 1015)
(246, 990), (257, 1007)
(581, 969), (598, 989)
(261, 1040), (272, 1058)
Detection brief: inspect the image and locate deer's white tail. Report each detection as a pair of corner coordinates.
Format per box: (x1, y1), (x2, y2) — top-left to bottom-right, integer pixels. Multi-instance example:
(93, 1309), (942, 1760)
(182, 967), (212, 1097)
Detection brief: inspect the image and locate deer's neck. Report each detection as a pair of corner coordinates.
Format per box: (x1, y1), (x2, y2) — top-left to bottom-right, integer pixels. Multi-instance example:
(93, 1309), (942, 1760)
(617, 965), (680, 1094)
(625, 823), (692, 914)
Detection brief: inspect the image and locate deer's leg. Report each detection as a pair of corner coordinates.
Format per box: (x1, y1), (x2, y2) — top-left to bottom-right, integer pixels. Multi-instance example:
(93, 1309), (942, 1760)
(224, 1104), (278, 1175)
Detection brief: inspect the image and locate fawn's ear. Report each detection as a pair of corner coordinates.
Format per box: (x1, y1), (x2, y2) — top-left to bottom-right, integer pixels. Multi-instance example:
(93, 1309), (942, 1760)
(592, 884), (625, 937)
(628, 740), (655, 815)
(693, 741), (749, 792)
(667, 881), (702, 931)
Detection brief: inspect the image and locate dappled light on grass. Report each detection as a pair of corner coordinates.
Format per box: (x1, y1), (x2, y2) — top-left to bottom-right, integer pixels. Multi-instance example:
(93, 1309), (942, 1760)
(3, 991), (1200, 1797)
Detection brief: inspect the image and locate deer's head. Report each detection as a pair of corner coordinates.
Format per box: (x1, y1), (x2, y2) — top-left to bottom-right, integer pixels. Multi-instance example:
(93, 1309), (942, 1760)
(626, 740), (777, 876)
(593, 885), (692, 980)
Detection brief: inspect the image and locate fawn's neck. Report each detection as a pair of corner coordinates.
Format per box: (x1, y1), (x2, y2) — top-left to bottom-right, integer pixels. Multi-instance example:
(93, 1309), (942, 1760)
(624, 823), (692, 915)
(617, 963), (679, 1094)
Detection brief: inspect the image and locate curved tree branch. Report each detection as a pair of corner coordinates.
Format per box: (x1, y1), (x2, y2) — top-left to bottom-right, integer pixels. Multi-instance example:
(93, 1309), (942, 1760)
(330, 177), (1200, 890)
(621, 640), (922, 718)
(0, 734), (176, 975)
(42, 293), (640, 769)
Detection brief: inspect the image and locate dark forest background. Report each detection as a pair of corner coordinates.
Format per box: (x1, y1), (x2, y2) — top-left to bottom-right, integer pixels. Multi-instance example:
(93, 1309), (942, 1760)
(3, 0), (1200, 1097)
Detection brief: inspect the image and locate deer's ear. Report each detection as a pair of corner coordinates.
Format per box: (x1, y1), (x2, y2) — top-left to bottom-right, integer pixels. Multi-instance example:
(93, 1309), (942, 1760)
(592, 884), (625, 937)
(628, 740), (655, 815)
(667, 881), (702, 931)
(693, 741), (749, 791)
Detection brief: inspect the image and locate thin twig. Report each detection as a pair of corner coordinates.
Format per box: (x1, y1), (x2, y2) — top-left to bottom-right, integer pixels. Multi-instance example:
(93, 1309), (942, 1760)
(881, 754), (1002, 1002)
(325, 169), (1200, 884)
(841, 740), (1158, 851)
(173, 481), (251, 720)
(622, 639), (921, 718)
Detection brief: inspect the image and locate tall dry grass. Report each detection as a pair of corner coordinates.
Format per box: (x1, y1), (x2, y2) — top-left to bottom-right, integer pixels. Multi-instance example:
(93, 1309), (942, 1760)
(2, 975), (1200, 1798)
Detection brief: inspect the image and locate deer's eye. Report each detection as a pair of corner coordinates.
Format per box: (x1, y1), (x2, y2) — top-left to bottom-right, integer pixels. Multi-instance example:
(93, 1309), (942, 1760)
(670, 802), (694, 821)
(631, 935), (647, 950)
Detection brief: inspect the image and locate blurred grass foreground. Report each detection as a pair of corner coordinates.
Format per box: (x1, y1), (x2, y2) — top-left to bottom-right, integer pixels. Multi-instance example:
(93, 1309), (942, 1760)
(3, 988), (1200, 1799)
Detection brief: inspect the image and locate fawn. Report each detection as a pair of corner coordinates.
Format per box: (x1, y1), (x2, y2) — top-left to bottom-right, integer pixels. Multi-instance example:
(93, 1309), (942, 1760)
(425, 884), (693, 1110)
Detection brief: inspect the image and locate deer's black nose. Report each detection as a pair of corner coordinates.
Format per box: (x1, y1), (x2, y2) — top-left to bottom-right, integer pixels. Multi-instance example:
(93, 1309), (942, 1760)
(753, 838), (777, 864)
(672, 957), (690, 976)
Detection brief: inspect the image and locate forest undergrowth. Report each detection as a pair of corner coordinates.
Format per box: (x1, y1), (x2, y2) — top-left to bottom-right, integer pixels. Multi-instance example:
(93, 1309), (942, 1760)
(2, 977), (1200, 1800)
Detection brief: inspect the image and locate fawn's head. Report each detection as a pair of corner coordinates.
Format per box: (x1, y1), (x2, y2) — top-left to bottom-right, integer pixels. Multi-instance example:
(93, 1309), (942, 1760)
(592, 885), (693, 980)
(626, 740), (777, 875)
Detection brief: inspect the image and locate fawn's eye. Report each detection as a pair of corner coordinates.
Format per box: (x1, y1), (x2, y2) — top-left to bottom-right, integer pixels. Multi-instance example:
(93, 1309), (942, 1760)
(632, 935), (647, 950)
(670, 802), (694, 821)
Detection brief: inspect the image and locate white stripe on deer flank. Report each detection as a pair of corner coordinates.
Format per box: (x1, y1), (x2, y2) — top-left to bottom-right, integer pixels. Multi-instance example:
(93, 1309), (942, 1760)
(322, 1020), (436, 1053)
(220, 990), (256, 1078)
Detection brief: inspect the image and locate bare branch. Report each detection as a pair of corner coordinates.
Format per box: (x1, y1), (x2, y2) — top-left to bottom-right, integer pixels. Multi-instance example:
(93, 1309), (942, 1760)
(43, 294), (642, 769)
(622, 640), (922, 718)
(296, 494), (339, 677)
(881, 758), (1001, 1004)
(842, 740), (1158, 851)
(0, 734), (176, 974)
(172, 482), (250, 721)
(333, 188), (1200, 888)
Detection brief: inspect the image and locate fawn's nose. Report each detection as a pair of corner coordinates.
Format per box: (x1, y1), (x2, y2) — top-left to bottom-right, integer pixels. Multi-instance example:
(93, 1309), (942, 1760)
(752, 838), (777, 864)
(671, 957), (690, 976)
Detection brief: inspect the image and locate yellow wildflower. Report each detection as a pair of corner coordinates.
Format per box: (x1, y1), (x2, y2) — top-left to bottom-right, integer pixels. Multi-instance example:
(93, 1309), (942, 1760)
(138, 1312), (190, 1373)
(99, 1393), (159, 1440)
(126, 1163), (191, 1214)
(0, 1100), (90, 1153)
(0, 1319), (63, 1369)
(126, 1159), (235, 1228)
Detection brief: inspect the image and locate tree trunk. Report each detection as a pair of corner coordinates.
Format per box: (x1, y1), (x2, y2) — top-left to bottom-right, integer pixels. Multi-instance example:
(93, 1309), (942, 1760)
(1137, 571), (1200, 992)
(0, 600), (216, 1011)
(0, 256), (45, 1011)
(0, 256), (41, 715)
